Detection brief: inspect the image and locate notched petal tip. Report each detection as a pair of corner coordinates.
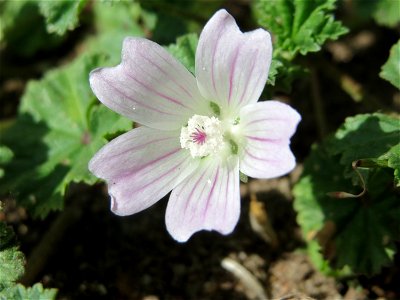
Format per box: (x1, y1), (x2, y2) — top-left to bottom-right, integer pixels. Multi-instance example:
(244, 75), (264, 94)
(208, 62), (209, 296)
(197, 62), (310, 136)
(109, 193), (131, 216)
(110, 194), (120, 214)
(88, 67), (103, 93)
(170, 231), (191, 243)
(120, 36), (146, 61)
(211, 8), (231, 21)
(166, 159), (240, 243)
(196, 8), (274, 110)
(169, 223), (237, 243)
(239, 101), (301, 179)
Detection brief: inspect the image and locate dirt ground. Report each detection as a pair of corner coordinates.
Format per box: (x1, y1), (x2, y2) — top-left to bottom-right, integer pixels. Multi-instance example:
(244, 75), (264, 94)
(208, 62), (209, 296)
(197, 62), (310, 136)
(2, 172), (398, 299)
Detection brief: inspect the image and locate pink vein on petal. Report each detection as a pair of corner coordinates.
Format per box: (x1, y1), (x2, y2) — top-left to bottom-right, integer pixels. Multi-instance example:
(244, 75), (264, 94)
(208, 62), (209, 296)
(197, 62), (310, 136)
(106, 136), (174, 161)
(245, 136), (283, 143)
(117, 148), (181, 180)
(244, 58), (267, 105)
(152, 156), (193, 195)
(211, 21), (227, 98)
(202, 166), (219, 221)
(244, 149), (279, 164)
(222, 167), (230, 222)
(152, 46), (196, 89)
(237, 50), (259, 106)
(243, 117), (287, 127)
(137, 52), (194, 99)
(228, 45), (241, 104)
(123, 69), (189, 109)
(133, 61), (193, 107)
(100, 74), (174, 115)
(135, 155), (190, 194)
(183, 167), (208, 215)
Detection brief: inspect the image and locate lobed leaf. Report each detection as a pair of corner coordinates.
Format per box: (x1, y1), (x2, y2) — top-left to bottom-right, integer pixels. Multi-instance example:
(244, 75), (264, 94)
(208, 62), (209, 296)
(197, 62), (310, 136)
(0, 54), (132, 218)
(255, 0), (348, 59)
(0, 206), (58, 297)
(0, 212), (25, 291)
(0, 0), (63, 57)
(380, 144), (400, 186)
(0, 0), (148, 218)
(294, 113), (400, 275)
(0, 283), (57, 300)
(266, 57), (307, 91)
(328, 113), (400, 183)
(380, 40), (400, 89)
(0, 247), (25, 292)
(38, 0), (87, 35)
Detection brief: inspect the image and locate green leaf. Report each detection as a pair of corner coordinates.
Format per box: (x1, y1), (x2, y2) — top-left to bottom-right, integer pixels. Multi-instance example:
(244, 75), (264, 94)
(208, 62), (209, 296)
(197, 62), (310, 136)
(266, 58), (283, 86)
(0, 0), (63, 57)
(380, 40), (400, 89)
(255, 0), (348, 59)
(93, 1), (143, 36)
(87, 1), (145, 64)
(0, 54), (132, 218)
(167, 33), (198, 74)
(294, 113), (400, 275)
(0, 283), (57, 300)
(335, 198), (398, 274)
(38, 0), (87, 35)
(0, 205), (57, 297)
(0, 0), (145, 217)
(373, 0), (400, 28)
(379, 144), (400, 186)
(0, 208), (25, 291)
(239, 172), (248, 183)
(0, 146), (13, 179)
(266, 56), (307, 91)
(0, 247), (25, 291)
(294, 143), (356, 236)
(0, 146), (13, 165)
(328, 113), (400, 182)
(139, 0), (222, 44)
(0, 223), (14, 252)
(355, 0), (400, 28)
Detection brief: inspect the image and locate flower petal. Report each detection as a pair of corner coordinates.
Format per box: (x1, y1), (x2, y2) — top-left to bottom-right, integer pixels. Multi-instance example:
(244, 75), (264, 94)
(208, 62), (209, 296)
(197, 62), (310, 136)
(239, 101), (301, 179)
(166, 157), (240, 242)
(90, 38), (208, 130)
(196, 9), (272, 115)
(89, 127), (199, 216)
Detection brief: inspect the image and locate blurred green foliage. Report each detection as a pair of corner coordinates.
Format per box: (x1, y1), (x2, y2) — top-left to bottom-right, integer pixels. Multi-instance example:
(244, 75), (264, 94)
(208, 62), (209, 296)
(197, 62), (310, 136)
(38, 0), (87, 35)
(380, 40), (400, 90)
(353, 0), (400, 28)
(0, 146), (13, 179)
(0, 0), (64, 56)
(372, 0), (400, 27)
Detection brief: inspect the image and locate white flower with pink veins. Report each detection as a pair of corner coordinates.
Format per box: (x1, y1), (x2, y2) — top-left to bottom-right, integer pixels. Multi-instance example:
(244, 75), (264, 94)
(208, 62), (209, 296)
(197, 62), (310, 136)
(88, 9), (301, 242)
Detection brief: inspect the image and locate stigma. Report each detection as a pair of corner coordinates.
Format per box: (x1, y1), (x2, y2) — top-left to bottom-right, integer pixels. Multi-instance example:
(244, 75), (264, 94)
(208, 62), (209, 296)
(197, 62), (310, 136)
(180, 115), (224, 157)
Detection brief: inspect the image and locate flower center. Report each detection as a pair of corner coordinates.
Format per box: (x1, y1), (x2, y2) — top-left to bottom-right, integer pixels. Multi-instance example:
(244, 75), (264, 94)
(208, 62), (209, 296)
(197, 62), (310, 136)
(180, 115), (224, 157)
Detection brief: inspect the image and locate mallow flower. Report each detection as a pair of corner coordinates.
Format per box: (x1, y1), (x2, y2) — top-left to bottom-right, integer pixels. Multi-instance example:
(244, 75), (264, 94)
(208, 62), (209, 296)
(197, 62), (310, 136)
(88, 9), (301, 242)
